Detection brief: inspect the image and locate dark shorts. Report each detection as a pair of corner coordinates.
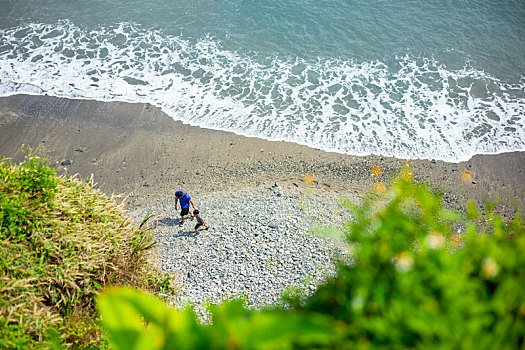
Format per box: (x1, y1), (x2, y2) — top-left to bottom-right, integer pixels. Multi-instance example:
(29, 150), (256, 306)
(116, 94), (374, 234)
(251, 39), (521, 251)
(180, 207), (190, 216)
(195, 223), (203, 230)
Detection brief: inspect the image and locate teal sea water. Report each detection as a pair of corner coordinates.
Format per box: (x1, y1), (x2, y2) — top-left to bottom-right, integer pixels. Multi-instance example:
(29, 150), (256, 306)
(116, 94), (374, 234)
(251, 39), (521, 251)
(1, 0), (524, 161)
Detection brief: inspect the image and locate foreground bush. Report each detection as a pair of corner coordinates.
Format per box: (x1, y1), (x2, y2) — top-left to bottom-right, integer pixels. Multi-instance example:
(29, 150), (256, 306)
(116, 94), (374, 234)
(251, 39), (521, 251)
(293, 176), (525, 349)
(98, 287), (346, 349)
(0, 150), (169, 348)
(98, 173), (524, 349)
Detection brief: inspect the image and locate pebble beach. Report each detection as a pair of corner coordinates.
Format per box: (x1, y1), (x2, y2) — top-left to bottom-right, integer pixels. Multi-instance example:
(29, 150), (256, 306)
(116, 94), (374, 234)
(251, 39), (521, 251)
(130, 185), (351, 319)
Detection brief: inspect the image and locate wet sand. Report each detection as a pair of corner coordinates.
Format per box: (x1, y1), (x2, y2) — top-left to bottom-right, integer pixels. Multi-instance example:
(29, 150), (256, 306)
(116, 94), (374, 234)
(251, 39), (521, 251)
(1, 94), (524, 213)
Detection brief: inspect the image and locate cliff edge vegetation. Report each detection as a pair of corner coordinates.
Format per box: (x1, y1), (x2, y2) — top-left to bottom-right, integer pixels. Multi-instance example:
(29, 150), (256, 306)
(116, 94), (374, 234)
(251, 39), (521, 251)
(0, 148), (172, 348)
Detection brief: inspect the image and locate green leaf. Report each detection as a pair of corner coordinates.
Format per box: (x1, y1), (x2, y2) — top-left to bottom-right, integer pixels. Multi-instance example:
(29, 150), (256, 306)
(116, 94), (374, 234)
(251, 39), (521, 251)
(467, 200), (479, 220)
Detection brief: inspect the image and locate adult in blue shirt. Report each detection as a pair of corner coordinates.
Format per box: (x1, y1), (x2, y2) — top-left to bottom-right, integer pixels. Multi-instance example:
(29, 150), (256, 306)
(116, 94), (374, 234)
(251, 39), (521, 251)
(175, 190), (196, 227)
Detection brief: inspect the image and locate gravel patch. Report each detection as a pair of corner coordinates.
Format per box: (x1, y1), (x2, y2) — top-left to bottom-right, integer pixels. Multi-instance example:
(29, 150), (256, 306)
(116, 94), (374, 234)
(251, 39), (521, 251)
(129, 183), (351, 321)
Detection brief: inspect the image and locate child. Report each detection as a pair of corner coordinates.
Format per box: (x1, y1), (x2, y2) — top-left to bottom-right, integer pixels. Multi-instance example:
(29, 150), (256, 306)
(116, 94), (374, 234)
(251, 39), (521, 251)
(191, 209), (209, 237)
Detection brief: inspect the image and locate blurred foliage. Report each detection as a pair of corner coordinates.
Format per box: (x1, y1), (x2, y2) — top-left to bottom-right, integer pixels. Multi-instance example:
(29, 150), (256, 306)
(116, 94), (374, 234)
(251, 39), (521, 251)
(98, 173), (524, 349)
(290, 176), (525, 349)
(98, 287), (346, 350)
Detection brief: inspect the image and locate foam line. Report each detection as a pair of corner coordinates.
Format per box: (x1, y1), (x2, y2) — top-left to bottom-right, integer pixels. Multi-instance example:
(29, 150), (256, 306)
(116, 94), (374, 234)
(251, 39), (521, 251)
(1, 21), (524, 162)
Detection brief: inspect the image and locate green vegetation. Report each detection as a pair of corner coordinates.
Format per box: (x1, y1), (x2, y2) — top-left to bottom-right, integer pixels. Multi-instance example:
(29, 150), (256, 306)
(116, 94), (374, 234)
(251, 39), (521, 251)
(0, 148), (172, 348)
(292, 177), (525, 349)
(2, 149), (524, 349)
(97, 173), (524, 349)
(98, 287), (346, 349)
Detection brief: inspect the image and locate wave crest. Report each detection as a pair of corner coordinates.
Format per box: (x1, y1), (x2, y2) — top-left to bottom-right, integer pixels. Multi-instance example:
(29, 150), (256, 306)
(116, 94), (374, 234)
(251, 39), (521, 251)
(1, 21), (524, 161)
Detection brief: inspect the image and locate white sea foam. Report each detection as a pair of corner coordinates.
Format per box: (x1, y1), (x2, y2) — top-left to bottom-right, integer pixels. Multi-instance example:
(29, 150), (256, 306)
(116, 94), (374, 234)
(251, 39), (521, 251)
(1, 21), (524, 162)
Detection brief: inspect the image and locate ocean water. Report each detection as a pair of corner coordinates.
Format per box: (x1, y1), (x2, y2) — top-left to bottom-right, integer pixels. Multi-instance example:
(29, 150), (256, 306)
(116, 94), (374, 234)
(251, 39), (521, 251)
(1, 0), (524, 162)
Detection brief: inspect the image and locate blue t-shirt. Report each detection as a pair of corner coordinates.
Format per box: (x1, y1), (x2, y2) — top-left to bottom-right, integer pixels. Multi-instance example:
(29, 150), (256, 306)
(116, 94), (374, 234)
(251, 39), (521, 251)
(175, 191), (191, 208)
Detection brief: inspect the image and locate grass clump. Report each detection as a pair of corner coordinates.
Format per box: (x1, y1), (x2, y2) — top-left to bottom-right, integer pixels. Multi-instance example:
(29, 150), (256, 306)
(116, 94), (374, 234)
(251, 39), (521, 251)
(0, 148), (171, 348)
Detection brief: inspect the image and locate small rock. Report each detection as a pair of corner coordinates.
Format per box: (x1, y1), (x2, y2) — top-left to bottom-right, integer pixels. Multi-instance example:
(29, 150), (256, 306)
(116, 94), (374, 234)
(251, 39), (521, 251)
(61, 160), (71, 166)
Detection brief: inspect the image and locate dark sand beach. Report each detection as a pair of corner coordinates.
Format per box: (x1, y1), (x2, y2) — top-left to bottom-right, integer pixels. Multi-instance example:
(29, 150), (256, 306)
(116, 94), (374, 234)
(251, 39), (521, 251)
(1, 94), (523, 211)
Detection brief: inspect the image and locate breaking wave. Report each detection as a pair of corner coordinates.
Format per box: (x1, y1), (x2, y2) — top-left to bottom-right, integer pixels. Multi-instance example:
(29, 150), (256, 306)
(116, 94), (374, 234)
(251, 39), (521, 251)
(1, 21), (524, 161)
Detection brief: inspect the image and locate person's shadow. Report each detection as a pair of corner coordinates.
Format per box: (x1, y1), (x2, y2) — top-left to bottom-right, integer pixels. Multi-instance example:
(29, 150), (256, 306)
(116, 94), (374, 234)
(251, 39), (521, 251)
(154, 217), (196, 238)
(155, 217), (177, 227)
(173, 230), (196, 238)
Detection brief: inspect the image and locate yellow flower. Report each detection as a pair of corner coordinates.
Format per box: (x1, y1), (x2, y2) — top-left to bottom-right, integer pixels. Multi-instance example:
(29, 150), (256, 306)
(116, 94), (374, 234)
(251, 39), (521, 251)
(370, 165), (382, 177)
(482, 258), (499, 278)
(425, 231), (445, 249)
(395, 251), (414, 272)
(461, 170), (473, 182)
(401, 168), (414, 181)
(451, 234), (463, 246)
(303, 174), (315, 185)
(373, 181), (387, 194)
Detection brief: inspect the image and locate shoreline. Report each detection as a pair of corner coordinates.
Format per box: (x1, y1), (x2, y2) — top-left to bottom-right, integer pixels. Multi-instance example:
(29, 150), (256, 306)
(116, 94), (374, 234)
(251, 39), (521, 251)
(2, 92), (522, 165)
(1, 94), (523, 211)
